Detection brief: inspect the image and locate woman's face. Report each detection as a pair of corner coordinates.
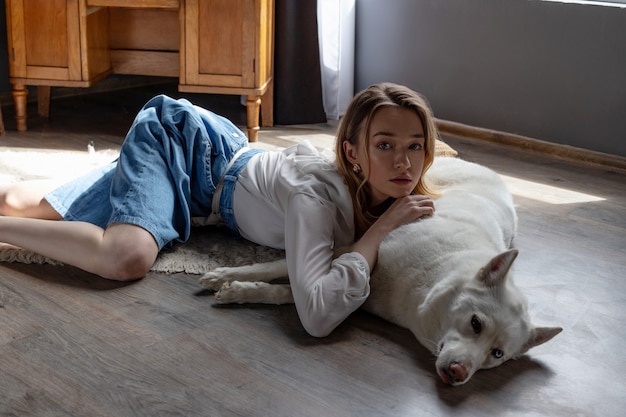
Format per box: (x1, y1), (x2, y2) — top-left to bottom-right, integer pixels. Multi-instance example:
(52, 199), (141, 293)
(344, 106), (426, 207)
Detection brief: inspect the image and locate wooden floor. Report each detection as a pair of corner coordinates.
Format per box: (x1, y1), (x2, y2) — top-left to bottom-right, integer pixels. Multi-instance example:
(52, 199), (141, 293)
(0, 84), (624, 417)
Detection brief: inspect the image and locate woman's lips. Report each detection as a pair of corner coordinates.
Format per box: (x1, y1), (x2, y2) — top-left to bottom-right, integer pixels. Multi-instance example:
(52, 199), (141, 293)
(391, 176), (412, 185)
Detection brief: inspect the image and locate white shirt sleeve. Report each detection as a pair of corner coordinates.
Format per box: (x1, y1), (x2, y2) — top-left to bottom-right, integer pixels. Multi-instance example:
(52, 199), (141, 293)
(284, 193), (370, 337)
(233, 141), (367, 337)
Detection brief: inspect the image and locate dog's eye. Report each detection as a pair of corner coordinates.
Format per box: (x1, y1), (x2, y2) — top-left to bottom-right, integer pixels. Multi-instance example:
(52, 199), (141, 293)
(491, 348), (504, 359)
(470, 315), (482, 334)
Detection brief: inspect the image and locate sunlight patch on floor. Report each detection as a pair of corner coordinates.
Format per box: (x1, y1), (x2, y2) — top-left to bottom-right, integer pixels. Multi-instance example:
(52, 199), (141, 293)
(0, 147), (118, 183)
(500, 174), (606, 204)
(277, 132), (336, 149)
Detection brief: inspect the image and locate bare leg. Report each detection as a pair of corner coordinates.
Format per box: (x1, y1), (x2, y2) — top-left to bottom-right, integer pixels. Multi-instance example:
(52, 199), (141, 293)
(0, 179), (64, 218)
(0, 216), (158, 281)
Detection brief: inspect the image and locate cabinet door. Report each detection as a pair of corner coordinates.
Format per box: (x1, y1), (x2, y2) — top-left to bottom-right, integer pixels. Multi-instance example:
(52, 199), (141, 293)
(6, 0), (82, 81)
(183, 0), (256, 89)
(6, 0), (110, 83)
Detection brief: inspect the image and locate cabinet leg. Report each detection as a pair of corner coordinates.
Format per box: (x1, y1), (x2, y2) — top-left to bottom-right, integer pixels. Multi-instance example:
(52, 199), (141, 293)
(37, 86), (51, 118)
(12, 84), (28, 132)
(246, 95), (261, 142)
(260, 78), (274, 127)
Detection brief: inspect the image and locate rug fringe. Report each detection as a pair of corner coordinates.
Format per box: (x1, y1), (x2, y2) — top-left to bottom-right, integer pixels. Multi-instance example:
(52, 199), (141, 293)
(0, 243), (64, 266)
(0, 243), (266, 275)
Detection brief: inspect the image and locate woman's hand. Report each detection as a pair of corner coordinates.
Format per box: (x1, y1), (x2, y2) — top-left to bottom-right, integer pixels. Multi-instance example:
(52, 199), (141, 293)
(378, 194), (435, 232)
(351, 195), (435, 272)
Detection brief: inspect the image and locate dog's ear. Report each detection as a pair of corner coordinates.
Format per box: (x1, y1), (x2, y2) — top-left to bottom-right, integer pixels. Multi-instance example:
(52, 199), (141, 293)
(478, 249), (518, 287)
(520, 326), (563, 353)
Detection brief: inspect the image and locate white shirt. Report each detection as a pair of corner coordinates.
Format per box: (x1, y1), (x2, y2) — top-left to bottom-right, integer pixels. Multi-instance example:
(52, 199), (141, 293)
(233, 141), (370, 337)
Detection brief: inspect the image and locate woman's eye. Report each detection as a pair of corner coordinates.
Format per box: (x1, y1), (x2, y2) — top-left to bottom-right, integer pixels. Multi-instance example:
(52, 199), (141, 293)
(376, 142), (391, 150)
(491, 349), (504, 359)
(471, 315), (482, 334)
(409, 143), (423, 151)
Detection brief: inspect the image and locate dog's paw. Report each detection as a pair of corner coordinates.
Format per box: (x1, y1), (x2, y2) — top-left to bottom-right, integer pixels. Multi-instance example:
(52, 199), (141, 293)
(198, 268), (232, 291)
(214, 281), (294, 305)
(214, 281), (247, 304)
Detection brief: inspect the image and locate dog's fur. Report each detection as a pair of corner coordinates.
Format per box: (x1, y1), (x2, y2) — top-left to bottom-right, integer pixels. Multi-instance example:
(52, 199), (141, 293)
(199, 157), (562, 385)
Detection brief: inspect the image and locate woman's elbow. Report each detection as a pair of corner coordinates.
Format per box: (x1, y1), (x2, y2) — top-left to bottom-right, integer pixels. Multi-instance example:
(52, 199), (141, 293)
(299, 309), (340, 337)
(303, 322), (334, 338)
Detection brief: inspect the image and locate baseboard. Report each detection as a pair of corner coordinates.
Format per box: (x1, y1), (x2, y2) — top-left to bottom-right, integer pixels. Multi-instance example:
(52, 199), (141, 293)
(436, 119), (626, 174)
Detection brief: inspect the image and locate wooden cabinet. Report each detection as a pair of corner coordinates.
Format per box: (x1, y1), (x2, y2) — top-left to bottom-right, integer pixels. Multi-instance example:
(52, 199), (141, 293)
(180, 0), (274, 140)
(5, 0), (110, 128)
(4, 0), (274, 141)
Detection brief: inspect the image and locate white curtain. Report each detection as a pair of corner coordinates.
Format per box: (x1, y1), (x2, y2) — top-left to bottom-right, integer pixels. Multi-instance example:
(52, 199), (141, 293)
(317, 0), (356, 120)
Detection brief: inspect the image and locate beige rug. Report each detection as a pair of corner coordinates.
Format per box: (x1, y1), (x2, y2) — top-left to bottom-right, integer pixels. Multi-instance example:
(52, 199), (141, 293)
(0, 147), (284, 275)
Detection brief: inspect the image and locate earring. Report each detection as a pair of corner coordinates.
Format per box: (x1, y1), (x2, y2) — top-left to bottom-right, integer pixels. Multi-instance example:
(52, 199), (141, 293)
(352, 163), (362, 174)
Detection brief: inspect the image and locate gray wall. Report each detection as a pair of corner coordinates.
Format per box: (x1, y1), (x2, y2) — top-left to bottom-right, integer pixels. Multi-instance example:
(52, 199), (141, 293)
(355, 0), (626, 157)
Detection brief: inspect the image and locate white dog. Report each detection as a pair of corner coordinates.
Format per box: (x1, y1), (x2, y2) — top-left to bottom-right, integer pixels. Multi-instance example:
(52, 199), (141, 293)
(199, 157), (562, 386)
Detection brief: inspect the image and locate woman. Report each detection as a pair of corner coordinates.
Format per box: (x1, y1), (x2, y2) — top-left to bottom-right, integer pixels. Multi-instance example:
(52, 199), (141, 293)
(0, 82), (437, 337)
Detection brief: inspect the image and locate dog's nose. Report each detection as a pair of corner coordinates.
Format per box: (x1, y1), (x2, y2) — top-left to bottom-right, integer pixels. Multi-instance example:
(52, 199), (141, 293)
(447, 362), (468, 384)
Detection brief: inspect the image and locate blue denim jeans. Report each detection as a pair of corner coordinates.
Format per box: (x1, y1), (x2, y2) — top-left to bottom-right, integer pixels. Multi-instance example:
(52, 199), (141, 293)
(46, 95), (261, 250)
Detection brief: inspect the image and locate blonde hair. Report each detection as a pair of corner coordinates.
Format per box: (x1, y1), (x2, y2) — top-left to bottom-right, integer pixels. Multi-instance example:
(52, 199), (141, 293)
(335, 82), (439, 237)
